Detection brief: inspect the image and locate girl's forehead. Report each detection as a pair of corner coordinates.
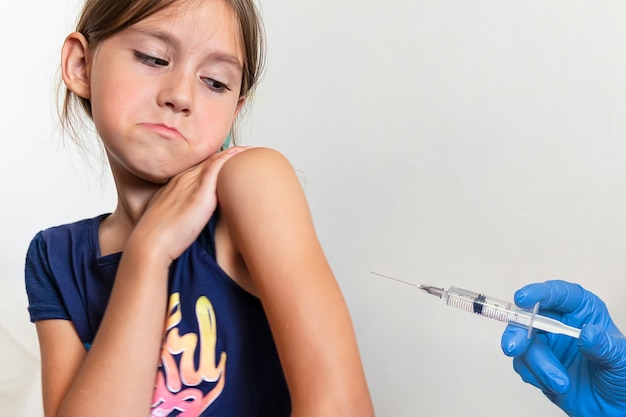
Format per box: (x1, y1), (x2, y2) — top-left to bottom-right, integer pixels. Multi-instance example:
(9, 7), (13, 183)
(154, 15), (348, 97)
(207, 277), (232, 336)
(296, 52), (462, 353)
(137, 0), (234, 28)
(129, 0), (243, 56)
(151, 0), (230, 18)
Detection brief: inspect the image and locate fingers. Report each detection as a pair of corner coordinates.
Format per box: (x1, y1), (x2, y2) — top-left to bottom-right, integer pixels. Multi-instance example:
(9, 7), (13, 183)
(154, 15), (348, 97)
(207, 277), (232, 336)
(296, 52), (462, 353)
(172, 146), (250, 195)
(208, 145), (250, 167)
(198, 146), (250, 180)
(501, 324), (532, 357)
(179, 146), (250, 173)
(186, 146), (250, 173)
(578, 325), (626, 406)
(214, 145), (251, 158)
(512, 334), (570, 395)
(514, 280), (586, 313)
(196, 146), (250, 199)
(579, 324), (626, 369)
(502, 324), (571, 394)
(502, 324), (572, 395)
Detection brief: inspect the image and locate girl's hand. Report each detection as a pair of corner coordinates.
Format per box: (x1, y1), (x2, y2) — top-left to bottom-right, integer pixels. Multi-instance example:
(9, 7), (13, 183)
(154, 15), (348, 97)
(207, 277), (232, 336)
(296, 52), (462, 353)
(130, 146), (249, 262)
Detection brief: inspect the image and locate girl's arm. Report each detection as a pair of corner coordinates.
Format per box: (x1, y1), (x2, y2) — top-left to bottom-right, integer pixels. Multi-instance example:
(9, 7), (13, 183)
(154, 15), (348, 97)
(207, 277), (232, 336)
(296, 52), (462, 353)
(217, 147), (375, 417)
(35, 148), (246, 417)
(37, 248), (170, 417)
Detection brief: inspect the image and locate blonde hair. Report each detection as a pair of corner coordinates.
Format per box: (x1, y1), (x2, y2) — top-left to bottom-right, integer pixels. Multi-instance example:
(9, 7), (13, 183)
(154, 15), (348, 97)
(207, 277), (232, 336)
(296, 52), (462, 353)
(60, 0), (265, 148)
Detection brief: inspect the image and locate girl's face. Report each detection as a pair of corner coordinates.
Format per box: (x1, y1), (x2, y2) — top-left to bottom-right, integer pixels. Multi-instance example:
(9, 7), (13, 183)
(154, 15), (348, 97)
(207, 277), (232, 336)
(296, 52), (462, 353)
(86, 0), (245, 184)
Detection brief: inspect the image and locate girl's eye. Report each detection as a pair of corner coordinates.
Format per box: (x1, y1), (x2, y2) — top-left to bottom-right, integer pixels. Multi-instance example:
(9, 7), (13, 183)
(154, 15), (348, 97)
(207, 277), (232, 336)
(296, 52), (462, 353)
(134, 51), (168, 67)
(202, 78), (231, 93)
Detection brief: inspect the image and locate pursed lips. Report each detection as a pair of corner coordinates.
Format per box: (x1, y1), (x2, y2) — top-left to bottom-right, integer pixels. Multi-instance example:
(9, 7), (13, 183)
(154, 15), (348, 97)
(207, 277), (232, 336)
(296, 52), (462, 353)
(140, 122), (185, 141)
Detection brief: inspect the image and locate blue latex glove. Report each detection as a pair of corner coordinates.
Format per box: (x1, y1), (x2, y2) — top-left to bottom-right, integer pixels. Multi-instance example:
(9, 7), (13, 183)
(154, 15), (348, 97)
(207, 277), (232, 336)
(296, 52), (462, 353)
(501, 280), (626, 417)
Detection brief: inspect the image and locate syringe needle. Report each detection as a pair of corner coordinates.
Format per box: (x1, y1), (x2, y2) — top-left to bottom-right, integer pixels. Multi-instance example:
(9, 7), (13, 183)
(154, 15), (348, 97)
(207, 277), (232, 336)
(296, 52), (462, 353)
(370, 272), (446, 298)
(370, 271), (419, 288)
(418, 285), (445, 298)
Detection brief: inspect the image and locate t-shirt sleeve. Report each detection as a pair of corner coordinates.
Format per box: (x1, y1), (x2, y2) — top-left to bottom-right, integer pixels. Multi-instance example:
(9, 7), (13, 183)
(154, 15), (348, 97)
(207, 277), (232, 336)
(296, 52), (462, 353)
(24, 231), (70, 322)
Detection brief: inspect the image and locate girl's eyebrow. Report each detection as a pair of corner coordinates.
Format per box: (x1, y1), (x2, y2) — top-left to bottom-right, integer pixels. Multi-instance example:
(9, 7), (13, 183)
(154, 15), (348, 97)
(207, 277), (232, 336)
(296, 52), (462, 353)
(127, 27), (243, 70)
(207, 52), (243, 71)
(129, 27), (181, 48)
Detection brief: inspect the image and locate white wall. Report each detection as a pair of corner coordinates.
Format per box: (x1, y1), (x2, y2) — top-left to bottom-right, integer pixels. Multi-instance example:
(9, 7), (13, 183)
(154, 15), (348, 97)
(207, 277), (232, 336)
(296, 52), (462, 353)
(4, 1), (626, 416)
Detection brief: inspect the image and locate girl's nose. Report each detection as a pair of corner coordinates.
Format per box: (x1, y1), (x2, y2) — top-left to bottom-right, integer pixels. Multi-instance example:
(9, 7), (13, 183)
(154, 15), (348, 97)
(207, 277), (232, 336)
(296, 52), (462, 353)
(157, 69), (194, 114)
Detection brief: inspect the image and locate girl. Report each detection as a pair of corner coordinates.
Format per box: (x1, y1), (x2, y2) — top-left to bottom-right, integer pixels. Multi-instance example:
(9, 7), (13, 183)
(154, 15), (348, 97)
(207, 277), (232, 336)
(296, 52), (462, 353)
(24, 1), (374, 416)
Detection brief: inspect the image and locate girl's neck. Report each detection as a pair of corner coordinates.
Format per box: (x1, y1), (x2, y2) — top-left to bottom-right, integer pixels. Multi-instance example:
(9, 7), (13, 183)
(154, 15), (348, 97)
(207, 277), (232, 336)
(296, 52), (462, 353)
(99, 165), (164, 255)
(107, 155), (166, 224)
(112, 180), (161, 225)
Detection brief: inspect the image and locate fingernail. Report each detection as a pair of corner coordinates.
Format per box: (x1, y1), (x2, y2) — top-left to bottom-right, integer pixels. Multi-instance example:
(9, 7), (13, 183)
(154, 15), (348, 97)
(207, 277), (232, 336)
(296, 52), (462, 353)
(503, 341), (516, 355)
(550, 374), (569, 394)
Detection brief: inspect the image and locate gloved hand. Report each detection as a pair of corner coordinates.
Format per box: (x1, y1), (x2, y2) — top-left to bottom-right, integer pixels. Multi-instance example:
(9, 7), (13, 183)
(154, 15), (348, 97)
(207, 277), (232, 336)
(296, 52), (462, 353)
(500, 280), (626, 417)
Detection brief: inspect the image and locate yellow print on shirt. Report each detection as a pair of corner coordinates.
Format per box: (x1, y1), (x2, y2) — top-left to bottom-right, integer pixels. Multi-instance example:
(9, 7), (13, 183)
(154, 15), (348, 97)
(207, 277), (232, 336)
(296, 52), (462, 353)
(151, 293), (227, 417)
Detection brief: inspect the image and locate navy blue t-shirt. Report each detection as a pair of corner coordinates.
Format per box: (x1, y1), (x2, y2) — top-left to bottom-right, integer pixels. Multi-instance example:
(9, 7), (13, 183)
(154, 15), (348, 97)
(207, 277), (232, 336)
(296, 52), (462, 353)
(25, 214), (291, 416)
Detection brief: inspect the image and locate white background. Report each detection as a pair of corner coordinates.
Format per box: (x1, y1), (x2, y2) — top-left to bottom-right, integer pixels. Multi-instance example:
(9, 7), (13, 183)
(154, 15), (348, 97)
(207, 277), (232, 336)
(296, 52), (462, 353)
(3, 1), (626, 416)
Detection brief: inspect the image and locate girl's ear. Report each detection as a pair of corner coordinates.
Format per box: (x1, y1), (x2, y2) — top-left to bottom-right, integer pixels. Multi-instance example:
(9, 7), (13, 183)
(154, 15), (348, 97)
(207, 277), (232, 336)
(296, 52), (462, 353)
(61, 32), (92, 99)
(233, 96), (246, 120)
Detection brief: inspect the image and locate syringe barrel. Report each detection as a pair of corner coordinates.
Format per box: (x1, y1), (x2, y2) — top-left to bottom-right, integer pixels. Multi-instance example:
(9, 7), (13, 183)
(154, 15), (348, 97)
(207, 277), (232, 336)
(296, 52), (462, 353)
(443, 287), (532, 328)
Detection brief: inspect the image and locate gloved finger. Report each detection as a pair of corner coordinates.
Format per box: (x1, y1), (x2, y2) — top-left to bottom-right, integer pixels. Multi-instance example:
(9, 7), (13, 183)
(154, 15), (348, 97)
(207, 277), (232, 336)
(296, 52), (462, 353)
(512, 356), (567, 397)
(501, 324), (533, 357)
(579, 324), (626, 370)
(512, 358), (567, 400)
(577, 324), (626, 408)
(512, 357), (544, 389)
(514, 280), (585, 313)
(517, 334), (570, 395)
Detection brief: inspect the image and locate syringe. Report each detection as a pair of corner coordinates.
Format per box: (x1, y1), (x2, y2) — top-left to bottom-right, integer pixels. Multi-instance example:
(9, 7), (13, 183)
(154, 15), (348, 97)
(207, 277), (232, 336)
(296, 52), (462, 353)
(419, 284), (581, 339)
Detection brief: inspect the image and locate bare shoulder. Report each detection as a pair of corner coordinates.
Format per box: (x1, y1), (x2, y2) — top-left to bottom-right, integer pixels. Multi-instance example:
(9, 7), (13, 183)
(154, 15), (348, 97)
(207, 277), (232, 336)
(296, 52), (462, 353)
(218, 147), (296, 186)
(217, 147), (303, 206)
(216, 146), (314, 253)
